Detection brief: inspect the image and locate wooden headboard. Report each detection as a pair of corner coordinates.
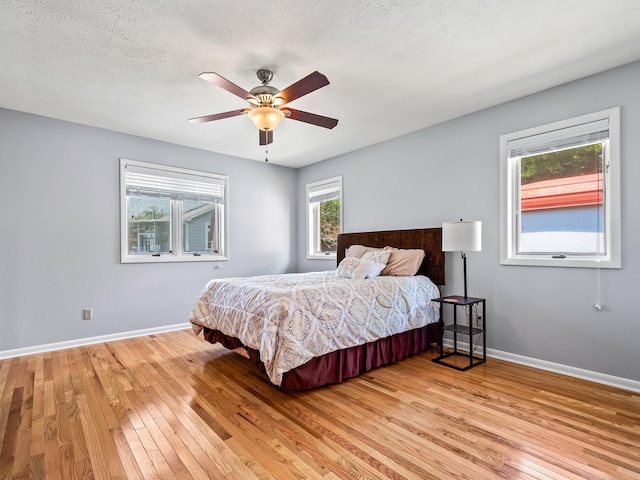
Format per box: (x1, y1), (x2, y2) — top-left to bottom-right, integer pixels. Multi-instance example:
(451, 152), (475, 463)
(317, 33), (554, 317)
(336, 227), (445, 285)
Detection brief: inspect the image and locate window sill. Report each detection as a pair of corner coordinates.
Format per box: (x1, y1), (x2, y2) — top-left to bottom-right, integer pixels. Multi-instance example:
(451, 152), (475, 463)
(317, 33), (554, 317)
(121, 254), (228, 264)
(307, 254), (337, 260)
(501, 255), (620, 269)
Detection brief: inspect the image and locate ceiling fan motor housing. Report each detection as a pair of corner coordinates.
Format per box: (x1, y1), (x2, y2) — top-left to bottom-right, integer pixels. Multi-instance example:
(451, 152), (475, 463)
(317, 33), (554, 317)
(249, 85), (280, 106)
(250, 70), (281, 106)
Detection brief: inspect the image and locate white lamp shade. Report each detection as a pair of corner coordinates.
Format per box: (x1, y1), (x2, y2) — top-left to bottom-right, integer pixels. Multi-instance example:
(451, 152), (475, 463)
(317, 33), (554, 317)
(442, 221), (482, 252)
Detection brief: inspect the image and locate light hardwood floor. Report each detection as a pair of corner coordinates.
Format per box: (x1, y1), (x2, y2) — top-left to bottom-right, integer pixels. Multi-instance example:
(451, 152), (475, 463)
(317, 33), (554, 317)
(1, 329), (639, 479)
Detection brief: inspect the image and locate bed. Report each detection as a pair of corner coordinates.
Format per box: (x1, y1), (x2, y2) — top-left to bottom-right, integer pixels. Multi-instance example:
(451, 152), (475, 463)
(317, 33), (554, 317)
(189, 227), (445, 390)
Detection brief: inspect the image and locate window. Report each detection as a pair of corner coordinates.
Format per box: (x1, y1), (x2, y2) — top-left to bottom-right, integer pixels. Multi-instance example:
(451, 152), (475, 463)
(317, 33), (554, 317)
(120, 159), (227, 263)
(500, 107), (620, 268)
(307, 176), (342, 259)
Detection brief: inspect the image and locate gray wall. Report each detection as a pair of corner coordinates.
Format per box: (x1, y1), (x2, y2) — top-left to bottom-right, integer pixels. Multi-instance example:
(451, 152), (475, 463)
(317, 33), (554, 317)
(297, 61), (640, 382)
(2, 60), (638, 384)
(0, 109), (297, 351)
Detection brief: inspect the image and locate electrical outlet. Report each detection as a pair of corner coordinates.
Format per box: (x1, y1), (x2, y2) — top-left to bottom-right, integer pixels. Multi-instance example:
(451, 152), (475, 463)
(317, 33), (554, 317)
(82, 308), (93, 320)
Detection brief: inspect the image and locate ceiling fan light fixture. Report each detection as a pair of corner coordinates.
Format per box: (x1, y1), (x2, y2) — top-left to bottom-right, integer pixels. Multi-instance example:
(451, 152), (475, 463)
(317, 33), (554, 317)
(248, 106), (285, 131)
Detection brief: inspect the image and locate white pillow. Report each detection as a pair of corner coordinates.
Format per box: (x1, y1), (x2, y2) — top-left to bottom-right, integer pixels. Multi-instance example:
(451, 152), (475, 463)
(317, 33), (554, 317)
(336, 257), (386, 280)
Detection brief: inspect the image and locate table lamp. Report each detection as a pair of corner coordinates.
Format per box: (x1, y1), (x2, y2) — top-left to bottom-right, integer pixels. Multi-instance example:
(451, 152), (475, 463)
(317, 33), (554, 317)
(442, 220), (482, 298)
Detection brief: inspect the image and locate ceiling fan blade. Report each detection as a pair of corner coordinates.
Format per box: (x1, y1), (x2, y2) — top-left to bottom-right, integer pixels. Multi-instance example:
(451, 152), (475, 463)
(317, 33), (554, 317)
(277, 71), (330, 104)
(198, 72), (256, 101)
(189, 109), (247, 124)
(284, 108), (338, 129)
(259, 130), (273, 145)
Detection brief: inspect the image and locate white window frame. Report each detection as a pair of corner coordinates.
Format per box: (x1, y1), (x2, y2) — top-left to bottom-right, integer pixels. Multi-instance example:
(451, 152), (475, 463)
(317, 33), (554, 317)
(120, 159), (228, 263)
(500, 107), (621, 269)
(306, 176), (343, 259)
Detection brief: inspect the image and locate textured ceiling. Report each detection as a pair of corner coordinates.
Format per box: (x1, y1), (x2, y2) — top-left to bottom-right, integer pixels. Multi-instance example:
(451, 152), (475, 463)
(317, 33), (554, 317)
(2, 0), (640, 168)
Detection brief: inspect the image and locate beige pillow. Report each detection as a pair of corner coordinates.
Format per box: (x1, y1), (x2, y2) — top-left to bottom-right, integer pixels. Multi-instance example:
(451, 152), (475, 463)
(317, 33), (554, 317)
(345, 244), (382, 259)
(382, 247), (425, 276)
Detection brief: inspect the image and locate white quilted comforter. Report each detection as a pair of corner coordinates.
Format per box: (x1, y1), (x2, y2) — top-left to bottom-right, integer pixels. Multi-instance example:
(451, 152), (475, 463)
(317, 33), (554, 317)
(189, 271), (440, 386)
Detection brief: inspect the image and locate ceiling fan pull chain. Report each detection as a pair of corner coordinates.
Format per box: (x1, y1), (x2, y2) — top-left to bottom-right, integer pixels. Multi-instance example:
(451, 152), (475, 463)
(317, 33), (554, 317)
(265, 144), (269, 163)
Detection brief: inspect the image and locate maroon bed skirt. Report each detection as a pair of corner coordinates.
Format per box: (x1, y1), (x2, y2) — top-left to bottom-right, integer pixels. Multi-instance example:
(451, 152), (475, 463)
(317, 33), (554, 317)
(202, 322), (441, 391)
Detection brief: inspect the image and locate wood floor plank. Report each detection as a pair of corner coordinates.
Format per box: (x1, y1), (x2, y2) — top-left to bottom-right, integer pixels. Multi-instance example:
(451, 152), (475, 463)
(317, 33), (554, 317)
(319, 383), (504, 479)
(302, 388), (478, 479)
(28, 451), (45, 479)
(110, 424), (145, 480)
(128, 405), (191, 480)
(119, 417), (161, 480)
(164, 432), (214, 480)
(42, 413), (59, 474)
(407, 381), (609, 479)
(133, 425), (178, 480)
(29, 354), (45, 459)
(0, 359), (12, 401)
(198, 379), (352, 479)
(9, 359), (34, 479)
(0, 387), (22, 478)
(142, 376), (252, 479)
(0, 359), (21, 455)
(85, 344), (124, 430)
(1, 329), (639, 479)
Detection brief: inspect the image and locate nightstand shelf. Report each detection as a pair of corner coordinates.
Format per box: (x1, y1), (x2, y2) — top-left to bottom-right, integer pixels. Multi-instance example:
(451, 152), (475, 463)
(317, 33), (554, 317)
(443, 324), (484, 336)
(432, 295), (486, 371)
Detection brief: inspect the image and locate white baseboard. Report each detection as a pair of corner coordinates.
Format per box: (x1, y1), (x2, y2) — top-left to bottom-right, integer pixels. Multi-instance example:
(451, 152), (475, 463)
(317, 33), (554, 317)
(0, 323), (191, 360)
(443, 339), (640, 394)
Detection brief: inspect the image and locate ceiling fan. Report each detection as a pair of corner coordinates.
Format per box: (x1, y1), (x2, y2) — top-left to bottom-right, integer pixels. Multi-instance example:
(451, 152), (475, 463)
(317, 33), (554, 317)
(189, 69), (338, 145)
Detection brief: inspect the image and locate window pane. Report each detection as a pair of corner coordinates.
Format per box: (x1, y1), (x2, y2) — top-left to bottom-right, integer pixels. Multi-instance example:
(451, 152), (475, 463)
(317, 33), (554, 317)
(127, 196), (172, 254)
(318, 197), (340, 253)
(518, 143), (604, 255)
(182, 200), (218, 253)
(306, 176), (342, 258)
